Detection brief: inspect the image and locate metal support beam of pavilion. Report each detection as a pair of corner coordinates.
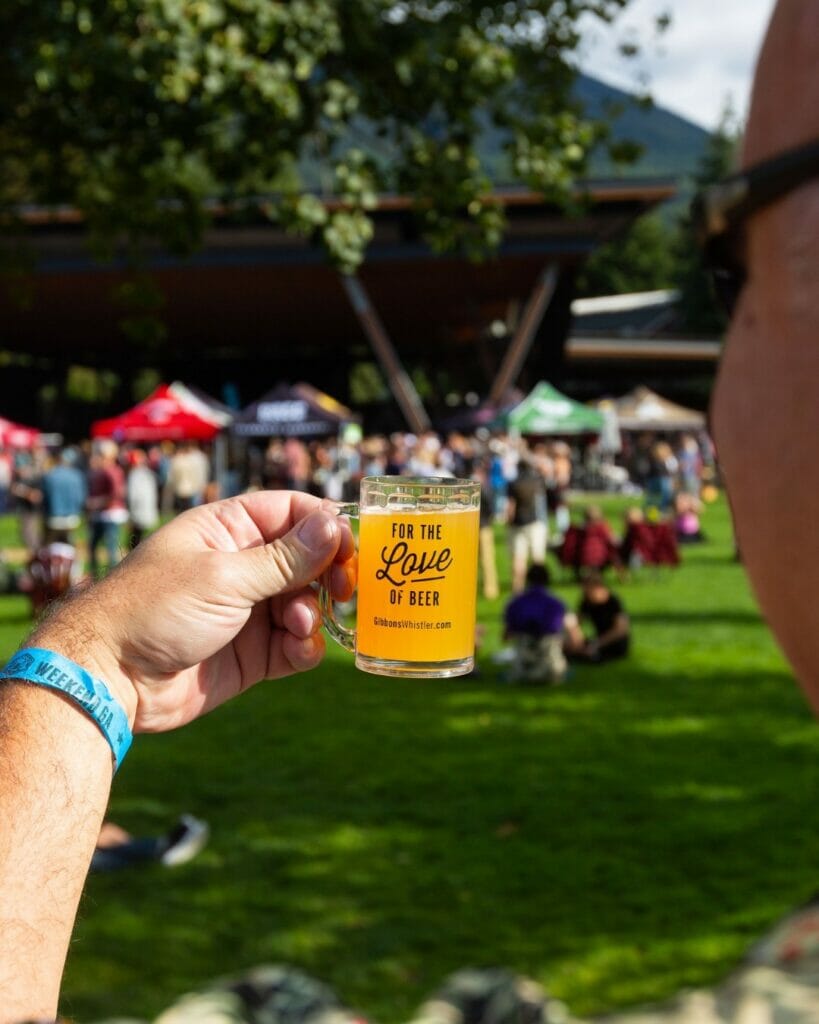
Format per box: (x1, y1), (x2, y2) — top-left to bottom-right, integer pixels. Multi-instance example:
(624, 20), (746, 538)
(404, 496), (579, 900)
(488, 262), (559, 406)
(341, 273), (432, 435)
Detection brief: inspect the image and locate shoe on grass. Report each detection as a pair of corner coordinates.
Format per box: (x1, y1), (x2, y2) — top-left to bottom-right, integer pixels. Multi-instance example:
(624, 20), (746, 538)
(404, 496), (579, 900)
(160, 814), (210, 867)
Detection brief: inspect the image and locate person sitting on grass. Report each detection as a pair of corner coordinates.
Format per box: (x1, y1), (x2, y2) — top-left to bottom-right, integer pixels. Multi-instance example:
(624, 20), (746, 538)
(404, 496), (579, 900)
(673, 492), (706, 544)
(565, 569), (631, 664)
(502, 562), (568, 684)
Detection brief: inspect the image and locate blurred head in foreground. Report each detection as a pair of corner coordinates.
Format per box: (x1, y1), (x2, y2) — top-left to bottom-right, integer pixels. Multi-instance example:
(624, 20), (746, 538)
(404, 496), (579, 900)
(710, 0), (819, 713)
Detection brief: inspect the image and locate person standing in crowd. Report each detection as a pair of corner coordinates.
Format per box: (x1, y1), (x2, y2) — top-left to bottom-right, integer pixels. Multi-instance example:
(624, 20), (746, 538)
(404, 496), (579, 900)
(473, 458), (499, 600)
(626, 433), (655, 493)
(40, 447), (86, 544)
(283, 437), (311, 491)
(126, 449), (160, 548)
(408, 432), (451, 477)
(675, 434), (703, 496)
(10, 447), (44, 555)
(311, 441), (345, 500)
(565, 570), (630, 663)
(360, 436), (388, 479)
(167, 440), (210, 511)
(384, 434), (407, 475)
(148, 442), (172, 494)
(262, 438), (287, 489)
(506, 453), (550, 593)
(442, 431), (472, 478)
(488, 440), (509, 522)
(547, 441), (572, 540)
(0, 443), (12, 514)
(86, 439), (128, 576)
(502, 563), (568, 684)
(646, 440), (677, 512)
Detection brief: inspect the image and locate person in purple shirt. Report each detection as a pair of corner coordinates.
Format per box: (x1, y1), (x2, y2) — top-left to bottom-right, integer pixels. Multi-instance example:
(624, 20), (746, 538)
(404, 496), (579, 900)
(502, 563), (569, 684)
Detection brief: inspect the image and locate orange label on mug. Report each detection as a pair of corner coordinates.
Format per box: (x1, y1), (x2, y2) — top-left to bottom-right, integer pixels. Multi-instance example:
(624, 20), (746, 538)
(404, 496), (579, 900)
(355, 507), (479, 663)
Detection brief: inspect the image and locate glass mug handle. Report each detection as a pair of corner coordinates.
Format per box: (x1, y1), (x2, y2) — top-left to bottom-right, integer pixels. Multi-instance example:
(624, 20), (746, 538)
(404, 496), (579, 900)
(319, 502), (359, 654)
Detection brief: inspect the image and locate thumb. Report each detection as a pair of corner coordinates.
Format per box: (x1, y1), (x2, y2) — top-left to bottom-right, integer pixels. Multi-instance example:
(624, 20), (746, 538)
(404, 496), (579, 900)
(230, 509), (342, 602)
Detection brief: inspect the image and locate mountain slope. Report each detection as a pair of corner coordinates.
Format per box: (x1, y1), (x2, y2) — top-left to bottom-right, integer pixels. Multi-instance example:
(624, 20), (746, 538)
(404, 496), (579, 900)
(576, 74), (711, 180)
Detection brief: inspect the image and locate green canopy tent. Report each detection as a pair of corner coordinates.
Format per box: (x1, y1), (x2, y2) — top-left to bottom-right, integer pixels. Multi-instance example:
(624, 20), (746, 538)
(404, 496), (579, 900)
(503, 382), (604, 436)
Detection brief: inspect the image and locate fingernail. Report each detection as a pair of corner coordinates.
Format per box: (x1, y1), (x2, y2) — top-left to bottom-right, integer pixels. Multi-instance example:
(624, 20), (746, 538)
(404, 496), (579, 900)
(297, 511), (336, 549)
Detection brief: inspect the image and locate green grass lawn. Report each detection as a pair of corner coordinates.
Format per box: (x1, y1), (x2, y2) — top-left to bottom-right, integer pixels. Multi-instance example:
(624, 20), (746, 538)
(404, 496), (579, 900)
(2, 497), (819, 1022)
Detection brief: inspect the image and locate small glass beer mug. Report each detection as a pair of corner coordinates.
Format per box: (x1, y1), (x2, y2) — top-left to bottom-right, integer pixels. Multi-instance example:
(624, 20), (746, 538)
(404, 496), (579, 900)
(320, 476), (481, 678)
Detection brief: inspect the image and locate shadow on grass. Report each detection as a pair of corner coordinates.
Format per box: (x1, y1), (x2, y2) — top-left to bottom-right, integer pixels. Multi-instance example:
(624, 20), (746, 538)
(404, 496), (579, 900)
(34, 497), (815, 1021)
(68, 653), (819, 1022)
(630, 609), (764, 626)
(673, 549), (741, 568)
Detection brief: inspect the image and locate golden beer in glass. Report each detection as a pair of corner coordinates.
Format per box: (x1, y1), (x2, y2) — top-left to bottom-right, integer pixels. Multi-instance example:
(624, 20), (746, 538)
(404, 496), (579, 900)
(321, 477), (481, 677)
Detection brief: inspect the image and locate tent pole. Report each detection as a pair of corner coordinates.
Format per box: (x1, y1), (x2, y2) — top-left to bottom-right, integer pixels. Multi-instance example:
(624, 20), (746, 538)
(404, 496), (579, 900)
(488, 263), (559, 407)
(341, 274), (431, 435)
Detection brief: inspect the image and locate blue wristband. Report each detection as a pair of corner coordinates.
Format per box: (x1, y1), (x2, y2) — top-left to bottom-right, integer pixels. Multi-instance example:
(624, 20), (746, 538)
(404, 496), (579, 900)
(0, 647), (132, 771)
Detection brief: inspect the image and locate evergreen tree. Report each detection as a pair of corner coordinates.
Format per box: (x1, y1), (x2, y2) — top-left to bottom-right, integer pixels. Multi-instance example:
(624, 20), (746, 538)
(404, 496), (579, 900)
(675, 108), (742, 334)
(575, 210), (677, 297)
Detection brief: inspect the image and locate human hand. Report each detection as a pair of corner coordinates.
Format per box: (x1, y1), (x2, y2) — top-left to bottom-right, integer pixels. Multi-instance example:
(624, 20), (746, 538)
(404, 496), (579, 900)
(30, 492), (355, 733)
(584, 639), (601, 661)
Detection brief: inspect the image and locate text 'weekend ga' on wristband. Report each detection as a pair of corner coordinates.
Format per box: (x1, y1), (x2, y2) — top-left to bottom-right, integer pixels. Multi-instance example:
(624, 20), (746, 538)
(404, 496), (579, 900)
(0, 646), (133, 771)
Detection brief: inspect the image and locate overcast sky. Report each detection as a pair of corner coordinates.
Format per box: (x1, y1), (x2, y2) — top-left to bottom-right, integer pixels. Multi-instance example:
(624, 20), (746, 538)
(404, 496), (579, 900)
(577, 0), (777, 131)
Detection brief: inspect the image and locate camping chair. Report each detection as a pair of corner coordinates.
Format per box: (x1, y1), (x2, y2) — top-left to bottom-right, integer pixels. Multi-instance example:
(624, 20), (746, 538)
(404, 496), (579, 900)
(20, 541), (82, 617)
(557, 523), (622, 579)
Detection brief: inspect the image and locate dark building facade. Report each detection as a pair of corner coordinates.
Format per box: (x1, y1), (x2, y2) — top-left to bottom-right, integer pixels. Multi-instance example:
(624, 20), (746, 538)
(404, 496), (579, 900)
(0, 180), (675, 436)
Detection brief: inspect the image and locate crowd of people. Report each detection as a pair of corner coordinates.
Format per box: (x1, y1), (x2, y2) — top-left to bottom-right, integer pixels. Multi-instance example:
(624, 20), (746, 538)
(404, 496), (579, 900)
(0, 425), (713, 615)
(4, 0), (819, 1016)
(0, 425), (714, 690)
(0, 426), (714, 557)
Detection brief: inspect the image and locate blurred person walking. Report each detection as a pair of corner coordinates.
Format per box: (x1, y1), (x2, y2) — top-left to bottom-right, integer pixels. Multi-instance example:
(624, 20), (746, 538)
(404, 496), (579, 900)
(126, 450), (160, 548)
(86, 440), (127, 576)
(167, 440), (209, 511)
(506, 454), (549, 593)
(283, 437), (311, 491)
(473, 459), (499, 600)
(0, 444), (12, 514)
(41, 447), (86, 544)
(646, 441), (677, 513)
(675, 434), (703, 497)
(10, 448), (44, 555)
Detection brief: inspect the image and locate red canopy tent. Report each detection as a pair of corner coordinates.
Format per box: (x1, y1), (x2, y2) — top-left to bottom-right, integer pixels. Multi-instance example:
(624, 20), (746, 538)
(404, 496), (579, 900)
(0, 416), (41, 448)
(91, 383), (229, 443)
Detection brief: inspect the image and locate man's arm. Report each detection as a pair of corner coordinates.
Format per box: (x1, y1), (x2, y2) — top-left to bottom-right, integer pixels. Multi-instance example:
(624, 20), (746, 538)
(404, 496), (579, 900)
(0, 492), (354, 1020)
(0, 680), (119, 1022)
(591, 613), (630, 653)
(561, 612), (586, 653)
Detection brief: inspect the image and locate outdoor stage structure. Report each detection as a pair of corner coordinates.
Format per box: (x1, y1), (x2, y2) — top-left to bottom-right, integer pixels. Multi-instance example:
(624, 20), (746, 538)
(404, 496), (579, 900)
(0, 179), (681, 436)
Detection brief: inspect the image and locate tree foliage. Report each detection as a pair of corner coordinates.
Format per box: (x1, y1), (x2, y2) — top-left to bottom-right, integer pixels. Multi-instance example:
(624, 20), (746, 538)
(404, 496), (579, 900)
(0, 0), (643, 271)
(574, 110), (742, 339)
(575, 210), (677, 297)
